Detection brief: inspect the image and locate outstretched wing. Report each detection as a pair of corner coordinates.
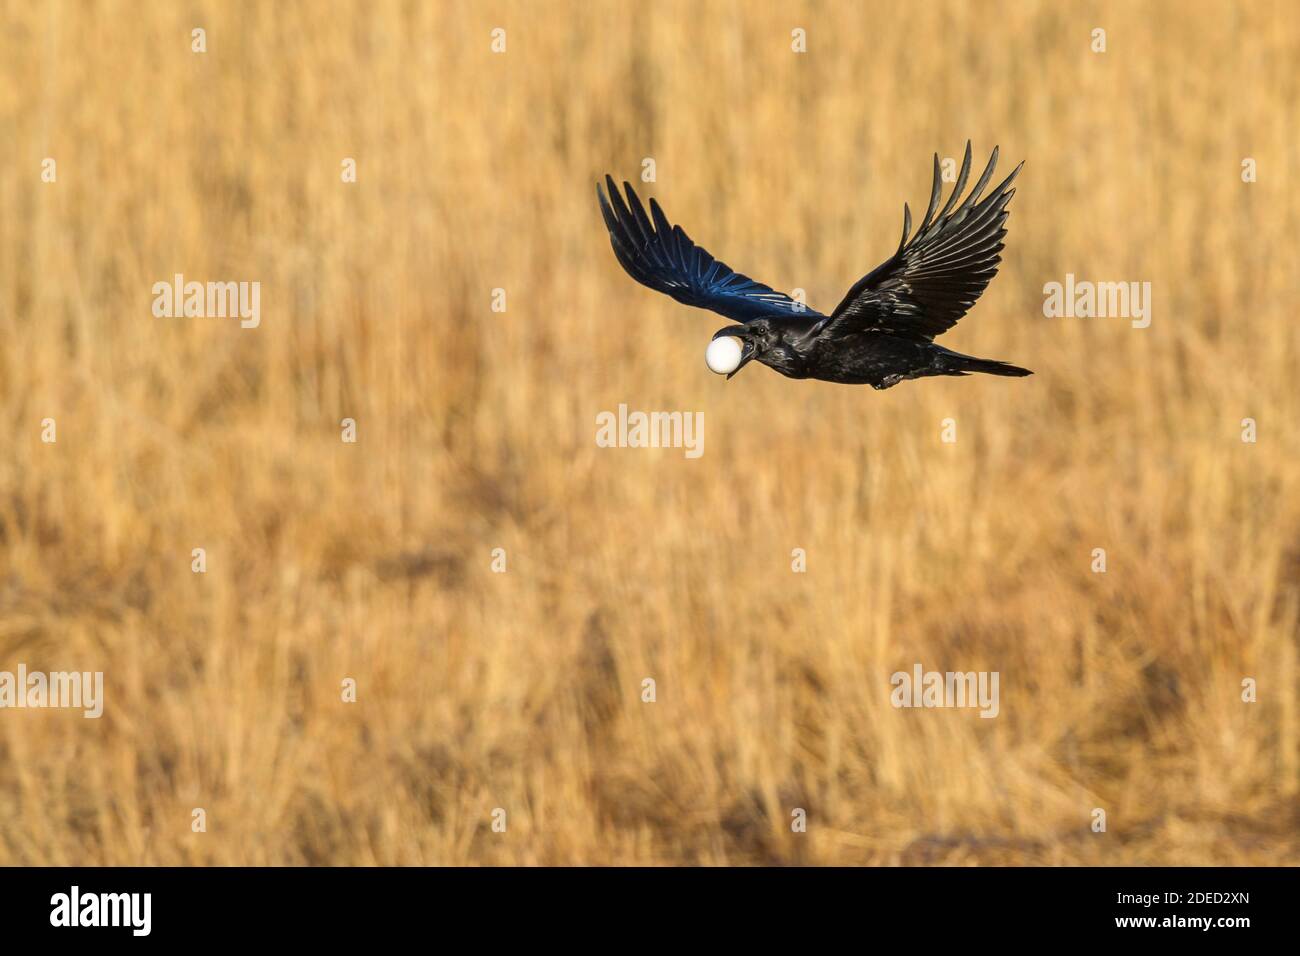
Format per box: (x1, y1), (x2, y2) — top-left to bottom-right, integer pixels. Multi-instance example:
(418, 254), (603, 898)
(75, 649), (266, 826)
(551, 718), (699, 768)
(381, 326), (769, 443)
(817, 143), (1021, 340)
(597, 176), (819, 323)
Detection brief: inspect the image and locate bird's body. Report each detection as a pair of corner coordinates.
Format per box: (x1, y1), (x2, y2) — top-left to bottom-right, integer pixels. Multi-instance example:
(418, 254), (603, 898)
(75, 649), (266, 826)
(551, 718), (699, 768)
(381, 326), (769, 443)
(597, 143), (1031, 389)
(731, 319), (1028, 388)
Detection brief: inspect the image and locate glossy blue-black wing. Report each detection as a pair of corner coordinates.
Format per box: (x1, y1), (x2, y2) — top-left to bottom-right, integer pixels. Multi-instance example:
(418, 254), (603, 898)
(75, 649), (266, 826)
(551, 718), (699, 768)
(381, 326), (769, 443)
(597, 176), (820, 323)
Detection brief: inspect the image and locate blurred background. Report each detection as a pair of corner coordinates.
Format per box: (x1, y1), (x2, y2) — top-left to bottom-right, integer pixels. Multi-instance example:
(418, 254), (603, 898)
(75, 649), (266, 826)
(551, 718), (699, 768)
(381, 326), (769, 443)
(0, 0), (1297, 864)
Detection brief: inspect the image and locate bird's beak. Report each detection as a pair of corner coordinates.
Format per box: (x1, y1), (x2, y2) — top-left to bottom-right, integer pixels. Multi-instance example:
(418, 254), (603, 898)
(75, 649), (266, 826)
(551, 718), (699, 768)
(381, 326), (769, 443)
(712, 326), (756, 379)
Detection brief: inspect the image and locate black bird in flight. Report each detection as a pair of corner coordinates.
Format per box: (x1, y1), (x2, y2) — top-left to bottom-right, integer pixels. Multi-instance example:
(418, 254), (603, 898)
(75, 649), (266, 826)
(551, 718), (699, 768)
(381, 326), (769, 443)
(597, 143), (1031, 389)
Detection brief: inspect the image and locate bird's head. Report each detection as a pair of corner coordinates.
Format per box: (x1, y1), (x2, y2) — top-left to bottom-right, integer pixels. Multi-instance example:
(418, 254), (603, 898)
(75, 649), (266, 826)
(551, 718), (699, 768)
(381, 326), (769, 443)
(709, 322), (773, 379)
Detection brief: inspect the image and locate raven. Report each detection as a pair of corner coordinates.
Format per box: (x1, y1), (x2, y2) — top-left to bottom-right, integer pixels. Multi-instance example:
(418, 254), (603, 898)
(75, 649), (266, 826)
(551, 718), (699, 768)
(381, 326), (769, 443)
(597, 143), (1031, 389)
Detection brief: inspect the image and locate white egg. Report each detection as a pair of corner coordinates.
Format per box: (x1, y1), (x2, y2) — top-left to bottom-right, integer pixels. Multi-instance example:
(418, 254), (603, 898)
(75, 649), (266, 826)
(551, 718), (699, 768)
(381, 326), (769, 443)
(705, 336), (744, 375)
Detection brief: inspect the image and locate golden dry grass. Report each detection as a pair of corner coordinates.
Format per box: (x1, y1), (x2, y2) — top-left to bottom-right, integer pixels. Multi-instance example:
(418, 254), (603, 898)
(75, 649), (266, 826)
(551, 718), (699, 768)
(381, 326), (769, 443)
(1, 0), (1298, 865)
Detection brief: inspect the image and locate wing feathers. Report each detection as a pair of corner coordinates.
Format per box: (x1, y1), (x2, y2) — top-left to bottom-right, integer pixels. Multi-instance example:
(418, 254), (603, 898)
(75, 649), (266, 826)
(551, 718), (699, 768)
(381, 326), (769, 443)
(915, 154), (945, 238)
(597, 148), (1018, 338)
(934, 141), (973, 225)
(597, 176), (819, 323)
(821, 144), (1021, 339)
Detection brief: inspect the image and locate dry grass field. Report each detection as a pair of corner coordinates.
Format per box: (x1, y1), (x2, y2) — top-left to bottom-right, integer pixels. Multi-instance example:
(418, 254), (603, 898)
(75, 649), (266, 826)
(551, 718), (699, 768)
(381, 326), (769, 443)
(0, 0), (1298, 865)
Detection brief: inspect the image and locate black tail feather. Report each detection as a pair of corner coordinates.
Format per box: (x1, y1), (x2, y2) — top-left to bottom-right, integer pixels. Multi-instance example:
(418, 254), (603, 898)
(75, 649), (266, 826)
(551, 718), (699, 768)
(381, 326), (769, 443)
(939, 351), (1032, 378)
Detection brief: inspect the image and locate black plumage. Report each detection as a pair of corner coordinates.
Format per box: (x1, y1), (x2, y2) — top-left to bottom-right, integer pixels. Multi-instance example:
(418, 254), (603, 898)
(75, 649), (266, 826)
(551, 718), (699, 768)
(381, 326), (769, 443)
(597, 142), (1031, 389)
